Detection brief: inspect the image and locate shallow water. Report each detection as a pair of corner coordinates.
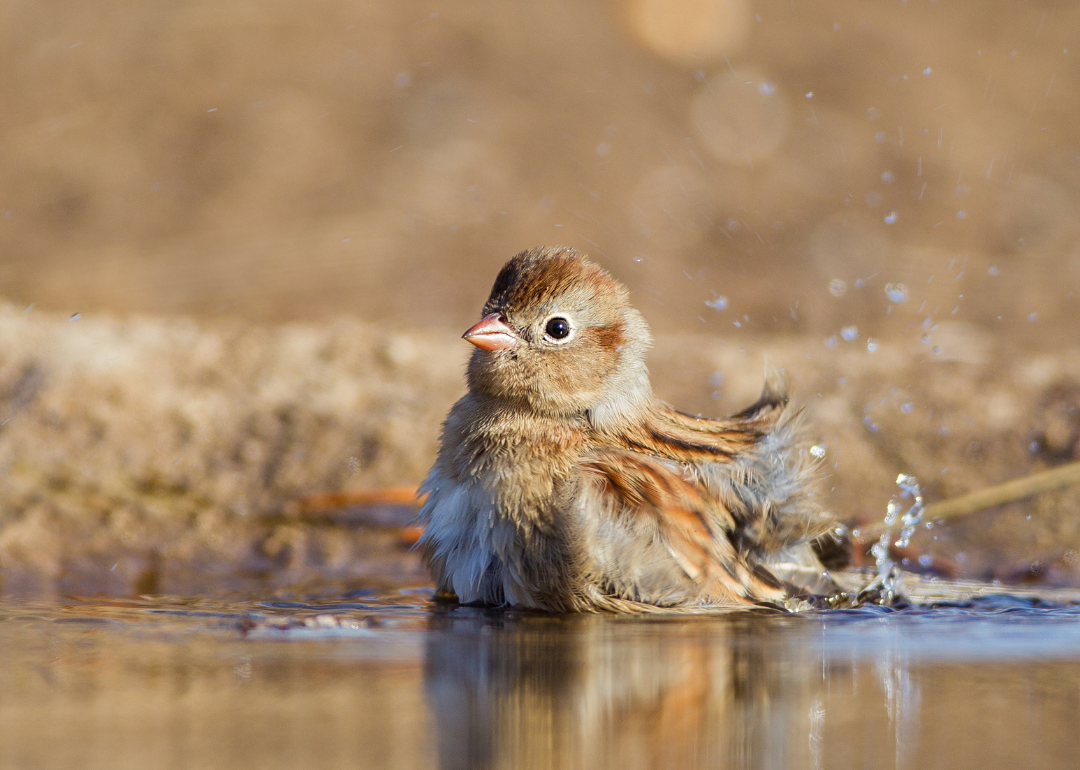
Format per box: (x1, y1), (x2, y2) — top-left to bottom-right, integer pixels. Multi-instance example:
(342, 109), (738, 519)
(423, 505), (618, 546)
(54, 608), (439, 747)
(2, 578), (1079, 770)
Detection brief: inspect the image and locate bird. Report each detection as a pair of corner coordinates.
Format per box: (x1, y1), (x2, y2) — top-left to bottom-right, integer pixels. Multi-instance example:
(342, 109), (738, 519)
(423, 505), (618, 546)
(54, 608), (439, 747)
(415, 246), (836, 612)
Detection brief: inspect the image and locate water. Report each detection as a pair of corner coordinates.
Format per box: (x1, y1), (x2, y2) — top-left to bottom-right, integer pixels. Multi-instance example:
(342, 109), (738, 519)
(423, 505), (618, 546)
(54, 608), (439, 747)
(866, 474), (927, 606)
(2, 579), (1080, 770)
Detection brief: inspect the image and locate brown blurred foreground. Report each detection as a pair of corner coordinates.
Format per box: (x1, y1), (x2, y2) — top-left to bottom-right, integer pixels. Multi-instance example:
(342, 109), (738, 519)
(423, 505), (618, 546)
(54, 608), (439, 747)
(2, 303), (1079, 594)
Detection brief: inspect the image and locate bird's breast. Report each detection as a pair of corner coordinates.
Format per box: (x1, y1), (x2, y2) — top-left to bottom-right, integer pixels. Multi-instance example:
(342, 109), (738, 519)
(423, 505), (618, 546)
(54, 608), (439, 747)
(455, 409), (589, 523)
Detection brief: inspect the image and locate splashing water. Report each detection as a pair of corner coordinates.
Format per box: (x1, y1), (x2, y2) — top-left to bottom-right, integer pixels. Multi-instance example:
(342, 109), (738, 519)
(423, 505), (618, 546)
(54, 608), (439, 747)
(893, 475), (925, 548)
(869, 474), (924, 603)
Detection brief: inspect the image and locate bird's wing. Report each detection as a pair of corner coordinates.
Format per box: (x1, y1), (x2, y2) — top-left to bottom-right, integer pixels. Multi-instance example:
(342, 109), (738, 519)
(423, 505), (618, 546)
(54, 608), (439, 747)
(618, 382), (788, 465)
(579, 447), (787, 607)
(611, 391), (831, 558)
(608, 376), (790, 465)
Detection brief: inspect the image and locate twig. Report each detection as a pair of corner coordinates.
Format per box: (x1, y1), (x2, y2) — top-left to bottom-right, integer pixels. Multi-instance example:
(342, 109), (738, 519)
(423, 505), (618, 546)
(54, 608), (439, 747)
(854, 460), (1080, 543)
(293, 485), (421, 513)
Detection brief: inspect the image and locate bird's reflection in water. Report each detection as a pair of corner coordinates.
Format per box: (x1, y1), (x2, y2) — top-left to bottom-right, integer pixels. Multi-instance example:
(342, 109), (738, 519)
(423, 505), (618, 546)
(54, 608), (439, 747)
(423, 608), (822, 770)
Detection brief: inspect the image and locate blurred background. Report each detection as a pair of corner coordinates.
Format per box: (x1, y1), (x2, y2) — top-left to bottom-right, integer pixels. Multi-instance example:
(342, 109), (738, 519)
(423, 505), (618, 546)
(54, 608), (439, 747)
(5, 8), (1080, 767)
(1, 0), (1080, 591)
(2, 0), (1077, 335)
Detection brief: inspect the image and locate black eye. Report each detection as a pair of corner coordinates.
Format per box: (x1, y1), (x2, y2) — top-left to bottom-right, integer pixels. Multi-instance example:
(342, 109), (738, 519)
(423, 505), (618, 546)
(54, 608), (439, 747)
(545, 317), (571, 340)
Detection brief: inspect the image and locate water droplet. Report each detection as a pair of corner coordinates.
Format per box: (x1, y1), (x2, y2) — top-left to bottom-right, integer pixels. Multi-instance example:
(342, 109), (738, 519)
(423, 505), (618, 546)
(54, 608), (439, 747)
(884, 211), (898, 224)
(901, 402), (914, 413)
(810, 445), (826, 458)
(828, 279), (847, 297)
(875, 131), (886, 143)
(918, 554), (933, 567)
(70, 313), (81, 322)
(1028, 313), (1038, 322)
(932, 346), (941, 354)
(923, 66), (932, 75)
(758, 80), (776, 96)
(881, 170), (894, 183)
(885, 283), (908, 302)
(957, 210), (967, 219)
(705, 295), (728, 310)
(1030, 441), (1040, 452)
(841, 325), (859, 341)
(824, 336), (838, 349)
(867, 338), (878, 352)
(733, 320), (741, 328)
(988, 265), (999, 276)
(805, 91), (813, 98)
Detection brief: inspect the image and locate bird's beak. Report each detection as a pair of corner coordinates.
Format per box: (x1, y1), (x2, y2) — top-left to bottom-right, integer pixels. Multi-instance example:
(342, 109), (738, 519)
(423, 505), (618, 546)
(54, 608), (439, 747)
(463, 313), (518, 351)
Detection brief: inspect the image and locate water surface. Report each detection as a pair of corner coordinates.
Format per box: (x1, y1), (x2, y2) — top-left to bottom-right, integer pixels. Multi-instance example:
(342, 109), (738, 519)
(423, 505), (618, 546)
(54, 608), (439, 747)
(1, 579), (1079, 770)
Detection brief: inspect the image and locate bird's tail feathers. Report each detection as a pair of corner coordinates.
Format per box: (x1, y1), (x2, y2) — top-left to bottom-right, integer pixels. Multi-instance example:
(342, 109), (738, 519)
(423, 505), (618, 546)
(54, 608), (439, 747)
(731, 367), (791, 422)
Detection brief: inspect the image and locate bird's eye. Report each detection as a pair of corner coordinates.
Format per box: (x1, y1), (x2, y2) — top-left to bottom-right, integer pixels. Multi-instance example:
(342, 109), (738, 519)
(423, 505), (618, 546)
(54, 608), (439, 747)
(544, 317), (571, 341)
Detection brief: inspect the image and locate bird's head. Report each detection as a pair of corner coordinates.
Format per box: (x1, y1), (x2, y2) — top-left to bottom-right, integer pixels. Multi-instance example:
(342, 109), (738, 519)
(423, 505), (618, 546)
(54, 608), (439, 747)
(463, 247), (653, 426)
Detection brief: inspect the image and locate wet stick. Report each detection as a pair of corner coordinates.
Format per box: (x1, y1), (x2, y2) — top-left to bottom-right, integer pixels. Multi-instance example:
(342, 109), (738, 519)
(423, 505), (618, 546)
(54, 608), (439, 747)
(854, 460), (1080, 543)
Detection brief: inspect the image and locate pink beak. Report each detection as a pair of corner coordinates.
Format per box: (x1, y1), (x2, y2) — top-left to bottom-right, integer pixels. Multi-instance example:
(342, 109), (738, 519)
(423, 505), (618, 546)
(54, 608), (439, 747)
(463, 313), (518, 351)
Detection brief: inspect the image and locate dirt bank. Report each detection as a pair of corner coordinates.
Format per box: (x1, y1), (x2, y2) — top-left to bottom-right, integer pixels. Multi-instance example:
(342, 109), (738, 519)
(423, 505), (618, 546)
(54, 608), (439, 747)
(1, 303), (1077, 594)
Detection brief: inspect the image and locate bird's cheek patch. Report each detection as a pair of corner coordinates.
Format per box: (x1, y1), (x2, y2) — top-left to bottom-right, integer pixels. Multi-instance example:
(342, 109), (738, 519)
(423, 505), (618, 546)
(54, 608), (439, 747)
(590, 324), (625, 353)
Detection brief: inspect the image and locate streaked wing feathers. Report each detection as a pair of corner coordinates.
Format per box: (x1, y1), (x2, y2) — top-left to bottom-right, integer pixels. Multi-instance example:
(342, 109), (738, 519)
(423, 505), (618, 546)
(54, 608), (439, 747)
(582, 448), (786, 606)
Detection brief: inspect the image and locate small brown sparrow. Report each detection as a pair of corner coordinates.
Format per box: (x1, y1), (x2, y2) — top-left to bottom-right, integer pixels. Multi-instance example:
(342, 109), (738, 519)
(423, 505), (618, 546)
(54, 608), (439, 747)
(416, 247), (835, 612)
